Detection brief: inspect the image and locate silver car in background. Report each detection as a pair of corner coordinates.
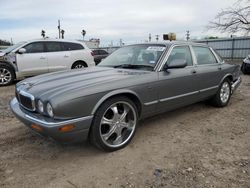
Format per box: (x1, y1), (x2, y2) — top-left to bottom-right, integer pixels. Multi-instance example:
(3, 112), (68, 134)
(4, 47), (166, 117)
(10, 42), (241, 151)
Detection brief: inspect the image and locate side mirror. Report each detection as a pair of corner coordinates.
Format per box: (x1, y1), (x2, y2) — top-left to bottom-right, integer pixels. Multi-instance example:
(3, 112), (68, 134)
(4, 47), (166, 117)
(18, 48), (26, 54)
(164, 59), (187, 70)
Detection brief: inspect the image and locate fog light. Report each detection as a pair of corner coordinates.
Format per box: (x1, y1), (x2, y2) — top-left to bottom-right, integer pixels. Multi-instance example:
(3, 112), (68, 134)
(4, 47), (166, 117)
(58, 125), (75, 132)
(31, 124), (43, 132)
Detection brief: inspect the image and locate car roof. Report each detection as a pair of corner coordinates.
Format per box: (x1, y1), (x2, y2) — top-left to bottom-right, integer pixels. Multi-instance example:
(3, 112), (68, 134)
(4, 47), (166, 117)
(129, 41), (209, 47)
(25, 38), (84, 45)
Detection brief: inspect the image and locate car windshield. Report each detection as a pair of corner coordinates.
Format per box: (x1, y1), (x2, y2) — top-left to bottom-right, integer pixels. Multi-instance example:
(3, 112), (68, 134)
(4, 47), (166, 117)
(2, 41), (26, 54)
(98, 44), (166, 70)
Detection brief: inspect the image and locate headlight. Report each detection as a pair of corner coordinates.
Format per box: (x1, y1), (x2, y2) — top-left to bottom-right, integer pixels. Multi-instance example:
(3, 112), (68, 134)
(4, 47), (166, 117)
(46, 103), (54, 117)
(37, 100), (44, 113)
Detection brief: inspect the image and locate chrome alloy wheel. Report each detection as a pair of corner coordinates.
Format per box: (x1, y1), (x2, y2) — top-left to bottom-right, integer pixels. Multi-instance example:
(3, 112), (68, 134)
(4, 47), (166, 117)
(99, 101), (137, 148)
(220, 82), (230, 103)
(0, 68), (11, 85)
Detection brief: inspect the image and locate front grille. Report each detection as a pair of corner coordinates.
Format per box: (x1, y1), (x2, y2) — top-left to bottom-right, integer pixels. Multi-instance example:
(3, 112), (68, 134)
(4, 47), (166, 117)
(16, 90), (35, 111)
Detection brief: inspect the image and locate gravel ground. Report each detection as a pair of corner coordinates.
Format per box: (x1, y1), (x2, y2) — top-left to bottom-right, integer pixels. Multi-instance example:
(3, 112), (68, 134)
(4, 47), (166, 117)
(0, 75), (249, 188)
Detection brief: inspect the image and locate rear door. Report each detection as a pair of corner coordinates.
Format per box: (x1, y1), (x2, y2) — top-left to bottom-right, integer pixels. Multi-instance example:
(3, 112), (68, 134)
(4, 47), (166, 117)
(191, 46), (223, 99)
(45, 42), (71, 72)
(157, 45), (200, 112)
(16, 42), (49, 76)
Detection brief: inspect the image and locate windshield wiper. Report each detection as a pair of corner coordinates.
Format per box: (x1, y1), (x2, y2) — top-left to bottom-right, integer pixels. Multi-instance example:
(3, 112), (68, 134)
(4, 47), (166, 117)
(113, 64), (153, 69)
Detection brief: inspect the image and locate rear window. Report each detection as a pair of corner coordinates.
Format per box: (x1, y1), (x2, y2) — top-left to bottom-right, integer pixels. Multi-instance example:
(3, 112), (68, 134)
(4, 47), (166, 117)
(63, 42), (84, 51)
(45, 42), (63, 52)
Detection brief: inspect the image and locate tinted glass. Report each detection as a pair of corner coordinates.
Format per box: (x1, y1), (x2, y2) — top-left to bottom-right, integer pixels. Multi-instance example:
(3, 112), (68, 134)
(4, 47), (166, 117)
(24, 42), (44, 53)
(193, 46), (217, 65)
(99, 50), (108, 55)
(166, 46), (193, 66)
(63, 42), (84, 51)
(46, 42), (62, 52)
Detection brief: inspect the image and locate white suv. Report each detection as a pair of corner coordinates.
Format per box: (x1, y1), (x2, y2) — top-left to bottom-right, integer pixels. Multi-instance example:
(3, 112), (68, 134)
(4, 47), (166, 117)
(0, 39), (95, 86)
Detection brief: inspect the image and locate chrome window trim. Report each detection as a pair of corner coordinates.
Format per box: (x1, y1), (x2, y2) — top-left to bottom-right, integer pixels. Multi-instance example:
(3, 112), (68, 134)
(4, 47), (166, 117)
(157, 44), (195, 71)
(191, 45), (219, 66)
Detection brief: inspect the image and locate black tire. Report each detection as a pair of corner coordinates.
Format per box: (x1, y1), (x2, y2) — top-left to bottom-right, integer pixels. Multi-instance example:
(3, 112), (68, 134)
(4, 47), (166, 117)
(90, 96), (138, 152)
(241, 62), (247, 74)
(72, 61), (87, 69)
(210, 78), (231, 107)
(0, 64), (15, 86)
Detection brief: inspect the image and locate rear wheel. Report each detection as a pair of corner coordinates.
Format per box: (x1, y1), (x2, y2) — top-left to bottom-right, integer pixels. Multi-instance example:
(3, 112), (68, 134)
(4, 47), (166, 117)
(0, 65), (14, 86)
(90, 96), (138, 151)
(72, 61), (87, 69)
(210, 78), (231, 107)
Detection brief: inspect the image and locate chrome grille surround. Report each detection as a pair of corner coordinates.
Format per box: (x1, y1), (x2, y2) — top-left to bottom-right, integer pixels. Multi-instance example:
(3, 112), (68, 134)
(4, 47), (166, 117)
(16, 88), (36, 111)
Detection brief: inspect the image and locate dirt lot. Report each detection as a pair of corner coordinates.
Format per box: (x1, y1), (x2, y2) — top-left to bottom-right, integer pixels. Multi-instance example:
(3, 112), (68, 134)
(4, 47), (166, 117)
(0, 75), (249, 188)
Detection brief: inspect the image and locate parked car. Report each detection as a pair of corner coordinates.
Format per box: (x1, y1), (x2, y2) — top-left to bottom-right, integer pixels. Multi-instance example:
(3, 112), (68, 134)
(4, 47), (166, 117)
(10, 42), (241, 151)
(241, 54), (250, 74)
(92, 49), (109, 65)
(0, 39), (95, 86)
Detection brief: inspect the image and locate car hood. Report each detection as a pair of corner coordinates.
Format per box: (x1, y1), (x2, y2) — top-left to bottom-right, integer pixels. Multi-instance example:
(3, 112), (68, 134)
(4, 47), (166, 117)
(17, 66), (152, 100)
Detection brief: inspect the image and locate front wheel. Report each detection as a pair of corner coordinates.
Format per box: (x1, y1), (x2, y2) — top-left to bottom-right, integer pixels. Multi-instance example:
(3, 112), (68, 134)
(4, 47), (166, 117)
(0, 65), (15, 86)
(90, 96), (138, 151)
(210, 79), (231, 107)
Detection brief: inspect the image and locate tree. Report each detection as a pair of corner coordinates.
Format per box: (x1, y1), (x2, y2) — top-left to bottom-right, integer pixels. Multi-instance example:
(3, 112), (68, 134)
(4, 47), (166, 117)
(41, 30), (46, 38)
(81, 29), (86, 40)
(207, 0), (250, 35)
(61, 30), (65, 39)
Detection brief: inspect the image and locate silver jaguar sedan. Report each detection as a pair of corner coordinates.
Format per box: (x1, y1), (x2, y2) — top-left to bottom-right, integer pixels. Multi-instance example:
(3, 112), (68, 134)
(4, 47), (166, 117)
(10, 42), (241, 151)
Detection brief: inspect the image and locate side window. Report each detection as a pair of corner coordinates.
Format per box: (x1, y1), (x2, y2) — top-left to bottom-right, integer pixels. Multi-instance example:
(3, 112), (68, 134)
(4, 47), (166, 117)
(45, 42), (62, 52)
(193, 46), (217, 65)
(63, 42), (84, 51)
(92, 50), (99, 55)
(166, 46), (193, 66)
(24, 42), (44, 53)
(100, 50), (108, 55)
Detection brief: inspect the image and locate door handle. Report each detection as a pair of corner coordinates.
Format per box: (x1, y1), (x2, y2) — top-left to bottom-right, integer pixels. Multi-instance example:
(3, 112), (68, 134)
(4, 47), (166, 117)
(40, 57), (46, 59)
(191, 70), (197, 74)
(64, 55), (69, 58)
(218, 67), (222, 70)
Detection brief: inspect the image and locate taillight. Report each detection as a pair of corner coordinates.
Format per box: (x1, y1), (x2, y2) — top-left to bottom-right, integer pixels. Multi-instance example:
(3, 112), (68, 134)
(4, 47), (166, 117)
(90, 51), (94, 56)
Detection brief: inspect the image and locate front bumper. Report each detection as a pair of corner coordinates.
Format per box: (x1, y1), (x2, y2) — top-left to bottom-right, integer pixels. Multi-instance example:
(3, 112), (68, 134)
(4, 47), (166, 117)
(231, 77), (241, 93)
(10, 98), (93, 143)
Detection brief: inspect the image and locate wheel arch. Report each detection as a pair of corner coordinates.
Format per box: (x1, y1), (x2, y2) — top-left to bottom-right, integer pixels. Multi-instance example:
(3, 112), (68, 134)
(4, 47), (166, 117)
(91, 90), (142, 118)
(220, 73), (233, 86)
(71, 60), (87, 69)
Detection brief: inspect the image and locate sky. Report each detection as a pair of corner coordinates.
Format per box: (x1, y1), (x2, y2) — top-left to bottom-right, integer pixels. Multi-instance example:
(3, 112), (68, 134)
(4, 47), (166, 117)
(0, 0), (240, 46)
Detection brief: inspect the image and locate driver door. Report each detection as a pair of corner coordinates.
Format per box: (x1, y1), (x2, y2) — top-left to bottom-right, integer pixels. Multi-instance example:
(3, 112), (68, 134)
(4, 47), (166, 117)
(16, 42), (49, 77)
(157, 45), (200, 113)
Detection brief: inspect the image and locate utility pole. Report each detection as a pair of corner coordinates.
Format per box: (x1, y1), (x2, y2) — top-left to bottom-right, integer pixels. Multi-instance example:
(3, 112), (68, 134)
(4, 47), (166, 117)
(155, 34), (159, 42)
(58, 20), (61, 39)
(186, 30), (190, 41)
(149, 33), (151, 42)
